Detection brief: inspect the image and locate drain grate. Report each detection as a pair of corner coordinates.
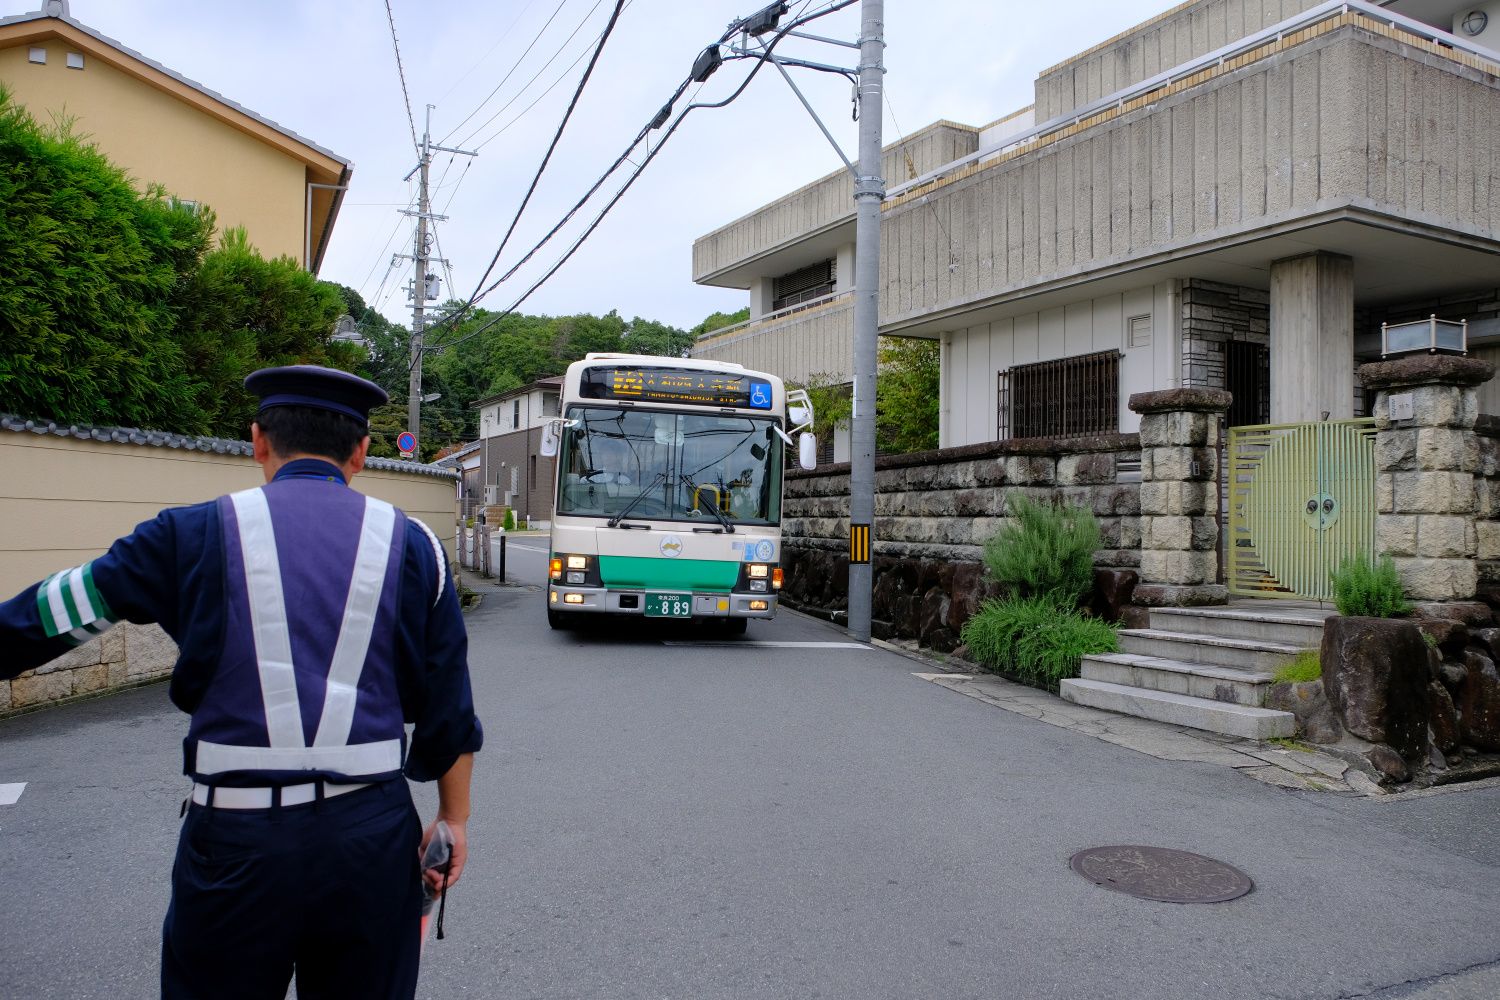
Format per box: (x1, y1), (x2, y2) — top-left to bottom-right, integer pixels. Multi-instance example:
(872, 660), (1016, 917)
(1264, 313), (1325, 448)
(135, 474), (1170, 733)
(1068, 846), (1254, 903)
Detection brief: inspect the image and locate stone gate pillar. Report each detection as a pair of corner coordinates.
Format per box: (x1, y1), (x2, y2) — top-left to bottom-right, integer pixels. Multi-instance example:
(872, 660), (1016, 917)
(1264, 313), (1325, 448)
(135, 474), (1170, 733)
(1129, 388), (1232, 607)
(1357, 355), (1495, 605)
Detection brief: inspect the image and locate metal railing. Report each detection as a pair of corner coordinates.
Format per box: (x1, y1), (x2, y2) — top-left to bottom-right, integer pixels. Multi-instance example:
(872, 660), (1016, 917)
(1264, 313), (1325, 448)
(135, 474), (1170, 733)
(693, 290), (853, 343)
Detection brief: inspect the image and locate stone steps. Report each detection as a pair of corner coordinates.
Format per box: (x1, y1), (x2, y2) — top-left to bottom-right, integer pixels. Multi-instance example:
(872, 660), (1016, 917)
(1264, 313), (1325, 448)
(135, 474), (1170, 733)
(1059, 678), (1297, 740)
(1117, 628), (1306, 672)
(1079, 652), (1275, 706)
(1056, 602), (1328, 740)
(1148, 606), (1331, 648)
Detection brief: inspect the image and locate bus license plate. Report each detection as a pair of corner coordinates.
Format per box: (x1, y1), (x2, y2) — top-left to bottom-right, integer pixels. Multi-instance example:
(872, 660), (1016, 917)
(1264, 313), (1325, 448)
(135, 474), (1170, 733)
(645, 593), (693, 618)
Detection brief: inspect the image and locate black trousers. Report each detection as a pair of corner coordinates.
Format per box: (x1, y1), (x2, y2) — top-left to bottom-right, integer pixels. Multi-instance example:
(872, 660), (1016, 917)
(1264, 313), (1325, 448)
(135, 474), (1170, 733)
(161, 780), (423, 1000)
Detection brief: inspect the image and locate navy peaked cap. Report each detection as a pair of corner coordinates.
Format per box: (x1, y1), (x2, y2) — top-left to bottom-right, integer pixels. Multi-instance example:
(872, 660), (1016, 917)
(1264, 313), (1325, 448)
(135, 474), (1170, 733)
(245, 365), (388, 425)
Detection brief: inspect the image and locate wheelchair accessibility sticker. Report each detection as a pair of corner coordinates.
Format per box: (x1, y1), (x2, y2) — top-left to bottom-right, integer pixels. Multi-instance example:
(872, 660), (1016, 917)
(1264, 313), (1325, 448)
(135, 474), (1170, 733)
(748, 381), (772, 409)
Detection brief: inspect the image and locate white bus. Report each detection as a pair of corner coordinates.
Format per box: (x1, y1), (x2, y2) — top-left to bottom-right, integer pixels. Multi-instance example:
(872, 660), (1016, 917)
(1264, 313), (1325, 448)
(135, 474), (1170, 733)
(538, 353), (816, 632)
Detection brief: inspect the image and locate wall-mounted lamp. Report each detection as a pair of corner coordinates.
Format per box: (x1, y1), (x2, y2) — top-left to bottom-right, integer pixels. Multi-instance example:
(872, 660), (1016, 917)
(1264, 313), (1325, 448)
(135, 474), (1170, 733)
(1380, 315), (1467, 358)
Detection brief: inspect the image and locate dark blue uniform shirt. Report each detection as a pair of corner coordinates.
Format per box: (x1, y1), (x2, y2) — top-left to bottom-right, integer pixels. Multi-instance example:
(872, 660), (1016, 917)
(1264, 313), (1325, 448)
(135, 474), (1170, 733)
(0, 459), (482, 782)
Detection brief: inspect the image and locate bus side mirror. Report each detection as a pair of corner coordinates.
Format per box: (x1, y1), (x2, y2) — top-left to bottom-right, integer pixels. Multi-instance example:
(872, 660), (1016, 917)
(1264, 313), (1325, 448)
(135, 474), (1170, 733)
(798, 433), (817, 470)
(540, 419), (563, 458)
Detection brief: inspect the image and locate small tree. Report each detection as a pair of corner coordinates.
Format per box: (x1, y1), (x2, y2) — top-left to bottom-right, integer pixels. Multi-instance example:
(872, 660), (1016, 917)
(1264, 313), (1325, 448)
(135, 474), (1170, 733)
(875, 336), (940, 454)
(982, 495), (1102, 607)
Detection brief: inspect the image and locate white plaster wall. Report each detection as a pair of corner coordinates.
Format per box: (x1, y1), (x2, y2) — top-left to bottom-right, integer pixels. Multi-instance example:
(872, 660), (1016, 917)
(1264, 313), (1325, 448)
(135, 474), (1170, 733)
(938, 281), (1179, 447)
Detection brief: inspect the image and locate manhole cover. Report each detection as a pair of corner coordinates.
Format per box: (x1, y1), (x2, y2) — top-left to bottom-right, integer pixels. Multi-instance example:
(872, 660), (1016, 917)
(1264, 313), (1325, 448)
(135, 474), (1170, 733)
(1068, 846), (1253, 903)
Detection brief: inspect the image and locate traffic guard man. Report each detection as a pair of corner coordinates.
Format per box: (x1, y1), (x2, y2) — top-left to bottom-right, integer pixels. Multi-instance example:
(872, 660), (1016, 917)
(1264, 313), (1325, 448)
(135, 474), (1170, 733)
(0, 366), (483, 999)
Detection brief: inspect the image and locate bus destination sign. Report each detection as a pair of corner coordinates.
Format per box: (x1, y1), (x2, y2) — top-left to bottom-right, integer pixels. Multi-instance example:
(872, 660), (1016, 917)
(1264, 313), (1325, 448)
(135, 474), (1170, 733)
(580, 366), (772, 409)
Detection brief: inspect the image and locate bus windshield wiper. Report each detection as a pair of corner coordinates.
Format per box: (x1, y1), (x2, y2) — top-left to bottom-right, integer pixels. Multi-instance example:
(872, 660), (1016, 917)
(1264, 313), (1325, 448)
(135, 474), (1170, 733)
(608, 473), (667, 528)
(680, 474), (735, 533)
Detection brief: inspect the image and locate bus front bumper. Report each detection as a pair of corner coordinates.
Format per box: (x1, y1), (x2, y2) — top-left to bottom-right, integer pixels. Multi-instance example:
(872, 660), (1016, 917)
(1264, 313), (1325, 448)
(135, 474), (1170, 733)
(547, 584), (776, 618)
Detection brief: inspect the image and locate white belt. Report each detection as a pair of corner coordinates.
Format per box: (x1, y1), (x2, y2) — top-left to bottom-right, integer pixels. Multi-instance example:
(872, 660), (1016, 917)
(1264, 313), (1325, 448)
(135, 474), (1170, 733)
(191, 781), (371, 810)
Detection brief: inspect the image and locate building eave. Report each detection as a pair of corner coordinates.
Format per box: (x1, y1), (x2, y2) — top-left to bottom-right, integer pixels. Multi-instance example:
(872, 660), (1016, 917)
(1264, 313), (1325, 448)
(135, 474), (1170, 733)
(0, 12), (352, 180)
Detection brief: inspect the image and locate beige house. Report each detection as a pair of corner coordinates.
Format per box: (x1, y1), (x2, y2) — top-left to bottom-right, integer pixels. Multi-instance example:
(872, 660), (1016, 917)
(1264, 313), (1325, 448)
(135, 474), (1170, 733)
(691, 0), (1500, 448)
(0, 0), (350, 270)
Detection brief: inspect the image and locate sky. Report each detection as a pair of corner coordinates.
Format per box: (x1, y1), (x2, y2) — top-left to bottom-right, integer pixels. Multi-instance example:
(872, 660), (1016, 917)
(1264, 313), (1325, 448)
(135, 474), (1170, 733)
(49, 0), (1170, 332)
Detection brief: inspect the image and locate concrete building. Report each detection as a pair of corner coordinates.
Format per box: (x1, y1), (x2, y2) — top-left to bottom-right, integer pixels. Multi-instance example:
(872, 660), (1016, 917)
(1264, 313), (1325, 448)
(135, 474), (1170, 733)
(0, 0), (350, 270)
(476, 377), (563, 528)
(691, 0), (1500, 448)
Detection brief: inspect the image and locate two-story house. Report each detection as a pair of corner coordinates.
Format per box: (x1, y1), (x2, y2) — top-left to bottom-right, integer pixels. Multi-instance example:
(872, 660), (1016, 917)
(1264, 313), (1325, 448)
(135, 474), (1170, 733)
(475, 377), (563, 528)
(692, 0), (1500, 448)
(0, 0), (350, 271)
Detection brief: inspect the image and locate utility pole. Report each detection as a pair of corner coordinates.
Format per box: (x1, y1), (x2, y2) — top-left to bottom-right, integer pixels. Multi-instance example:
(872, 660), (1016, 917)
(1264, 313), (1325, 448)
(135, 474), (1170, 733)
(723, 0), (884, 640)
(847, 0), (884, 642)
(401, 105), (476, 440)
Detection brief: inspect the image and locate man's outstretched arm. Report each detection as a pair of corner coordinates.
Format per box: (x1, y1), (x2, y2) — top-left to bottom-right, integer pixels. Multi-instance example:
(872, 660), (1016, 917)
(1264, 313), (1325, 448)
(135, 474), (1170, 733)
(0, 511), (178, 680)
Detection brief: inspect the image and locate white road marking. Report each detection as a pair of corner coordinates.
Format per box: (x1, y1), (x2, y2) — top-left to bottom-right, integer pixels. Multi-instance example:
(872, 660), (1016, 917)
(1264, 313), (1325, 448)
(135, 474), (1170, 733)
(0, 783), (26, 806)
(662, 640), (869, 649)
(912, 672), (973, 680)
(507, 544), (550, 553)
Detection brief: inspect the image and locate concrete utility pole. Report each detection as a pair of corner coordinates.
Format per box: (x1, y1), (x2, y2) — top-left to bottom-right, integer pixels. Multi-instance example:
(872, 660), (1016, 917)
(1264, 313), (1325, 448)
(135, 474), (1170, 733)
(847, 0), (884, 642)
(402, 106), (476, 439)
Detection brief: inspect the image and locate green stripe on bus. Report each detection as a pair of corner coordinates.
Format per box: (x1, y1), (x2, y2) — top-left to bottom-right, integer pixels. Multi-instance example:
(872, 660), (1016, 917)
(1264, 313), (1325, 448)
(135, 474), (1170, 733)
(82, 562), (114, 622)
(597, 556), (740, 593)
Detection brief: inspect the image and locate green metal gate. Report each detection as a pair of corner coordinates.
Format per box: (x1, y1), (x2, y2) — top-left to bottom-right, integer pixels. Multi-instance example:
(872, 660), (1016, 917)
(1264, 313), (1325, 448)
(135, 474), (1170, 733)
(1226, 419), (1378, 600)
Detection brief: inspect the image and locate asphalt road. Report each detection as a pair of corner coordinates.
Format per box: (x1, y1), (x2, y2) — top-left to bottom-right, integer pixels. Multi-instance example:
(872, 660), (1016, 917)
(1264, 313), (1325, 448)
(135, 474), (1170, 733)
(3, 552), (1499, 999)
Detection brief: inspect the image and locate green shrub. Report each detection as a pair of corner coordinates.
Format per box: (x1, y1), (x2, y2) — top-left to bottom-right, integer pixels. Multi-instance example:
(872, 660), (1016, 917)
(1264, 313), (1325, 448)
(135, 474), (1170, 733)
(1331, 554), (1409, 618)
(1274, 650), (1321, 684)
(502, 509), (516, 531)
(982, 495), (1102, 606)
(959, 595), (1118, 687)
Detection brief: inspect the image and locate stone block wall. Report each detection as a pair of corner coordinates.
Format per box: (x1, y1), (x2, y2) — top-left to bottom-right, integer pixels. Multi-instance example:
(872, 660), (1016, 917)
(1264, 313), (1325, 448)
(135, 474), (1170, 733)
(1, 623), (176, 717)
(1180, 279), (1269, 395)
(1358, 356), (1494, 603)
(1477, 416), (1500, 592)
(781, 434), (1142, 648)
(1130, 388), (1232, 607)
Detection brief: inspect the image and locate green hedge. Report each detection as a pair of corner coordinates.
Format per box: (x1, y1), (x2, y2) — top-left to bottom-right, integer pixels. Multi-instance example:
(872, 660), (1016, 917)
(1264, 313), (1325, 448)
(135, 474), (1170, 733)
(0, 88), (355, 437)
(960, 595), (1119, 687)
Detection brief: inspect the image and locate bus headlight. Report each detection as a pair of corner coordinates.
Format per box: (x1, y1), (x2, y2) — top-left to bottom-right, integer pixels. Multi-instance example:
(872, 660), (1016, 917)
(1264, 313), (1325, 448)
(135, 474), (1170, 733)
(566, 555), (589, 570)
(566, 571), (586, 584)
(748, 564), (769, 578)
(750, 579), (768, 592)
(748, 600), (769, 611)
(564, 593), (585, 605)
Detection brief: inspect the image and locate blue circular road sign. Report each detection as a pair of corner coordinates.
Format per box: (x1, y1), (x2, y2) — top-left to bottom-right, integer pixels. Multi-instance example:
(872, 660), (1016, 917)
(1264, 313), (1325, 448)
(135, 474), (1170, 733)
(396, 431), (417, 453)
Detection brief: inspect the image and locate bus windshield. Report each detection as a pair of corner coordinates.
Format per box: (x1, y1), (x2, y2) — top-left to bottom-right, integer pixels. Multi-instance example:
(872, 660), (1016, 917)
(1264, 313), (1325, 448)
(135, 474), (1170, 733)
(557, 406), (784, 526)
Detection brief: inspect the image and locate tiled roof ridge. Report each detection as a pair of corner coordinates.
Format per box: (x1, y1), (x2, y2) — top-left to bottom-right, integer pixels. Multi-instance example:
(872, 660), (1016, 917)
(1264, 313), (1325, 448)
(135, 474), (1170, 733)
(0, 413), (456, 479)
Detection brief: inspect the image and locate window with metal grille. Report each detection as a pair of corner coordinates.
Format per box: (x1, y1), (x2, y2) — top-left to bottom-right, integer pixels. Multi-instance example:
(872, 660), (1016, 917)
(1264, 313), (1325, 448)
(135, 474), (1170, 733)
(996, 350), (1120, 440)
(772, 259), (835, 311)
(1225, 340), (1269, 427)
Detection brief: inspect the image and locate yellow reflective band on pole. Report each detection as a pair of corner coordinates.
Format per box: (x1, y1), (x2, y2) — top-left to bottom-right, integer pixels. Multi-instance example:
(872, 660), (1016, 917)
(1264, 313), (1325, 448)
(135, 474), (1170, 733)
(850, 523), (871, 565)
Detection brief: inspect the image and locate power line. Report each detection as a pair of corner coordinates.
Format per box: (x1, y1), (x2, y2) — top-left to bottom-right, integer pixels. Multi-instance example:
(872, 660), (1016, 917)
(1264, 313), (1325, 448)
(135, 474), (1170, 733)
(357, 196), (418, 300)
(435, 0), (541, 106)
(422, 0), (859, 362)
(467, 21), (602, 152)
(456, 0), (610, 151)
(439, 0), (575, 145)
(429, 0), (628, 348)
(384, 0), (420, 153)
